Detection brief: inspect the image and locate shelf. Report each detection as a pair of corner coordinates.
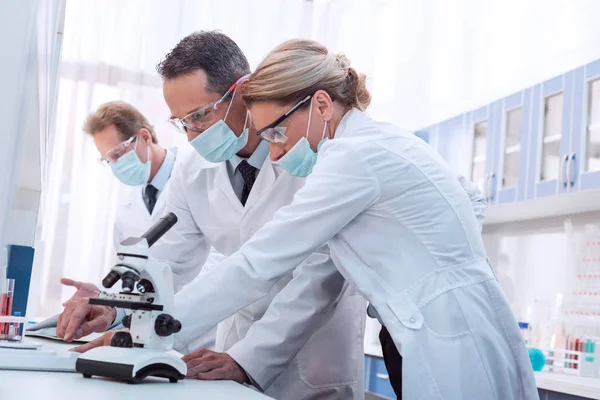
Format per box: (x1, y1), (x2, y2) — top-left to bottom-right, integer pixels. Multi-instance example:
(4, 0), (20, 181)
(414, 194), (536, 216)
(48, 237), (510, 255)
(535, 372), (600, 399)
(483, 188), (600, 226)
(589, 123), (600, 132)
(364, 343), (383, 358)
(473, 155), (486, 164)
(543, 134), (562, 144)
(505, 144), (521, 154)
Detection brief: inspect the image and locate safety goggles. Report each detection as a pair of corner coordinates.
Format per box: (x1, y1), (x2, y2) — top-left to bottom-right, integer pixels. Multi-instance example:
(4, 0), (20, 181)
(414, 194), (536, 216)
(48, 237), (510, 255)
(99, 136), (136, 166)
(255, 95), (313, 143)
(168, 75), (250, 134)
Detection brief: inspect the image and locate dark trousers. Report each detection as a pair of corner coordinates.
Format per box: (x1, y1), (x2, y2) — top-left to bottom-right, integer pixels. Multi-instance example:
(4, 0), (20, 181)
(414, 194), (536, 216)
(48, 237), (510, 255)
(379, 325), (402, 399)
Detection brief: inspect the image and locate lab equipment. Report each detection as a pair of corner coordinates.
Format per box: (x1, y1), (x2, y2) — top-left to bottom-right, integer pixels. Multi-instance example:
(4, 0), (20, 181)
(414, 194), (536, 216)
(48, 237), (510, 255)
(0, 314), (25, 343)
(531, 338), (599, 377)
(75, 212), (186, 384)
(519, 321), (531, 344)
(0, 279), (15, 335)
(528, 348), (546, 372)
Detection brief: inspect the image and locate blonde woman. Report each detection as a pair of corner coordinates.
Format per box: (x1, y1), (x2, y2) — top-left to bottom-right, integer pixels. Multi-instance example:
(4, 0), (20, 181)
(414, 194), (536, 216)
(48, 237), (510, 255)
(173, 39), (536, 398)
(80, 39), (539, 399)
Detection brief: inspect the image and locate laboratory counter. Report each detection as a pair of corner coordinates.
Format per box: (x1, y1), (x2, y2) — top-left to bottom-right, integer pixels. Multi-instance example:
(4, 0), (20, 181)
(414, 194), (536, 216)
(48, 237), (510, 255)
(0, 338), (272, 400)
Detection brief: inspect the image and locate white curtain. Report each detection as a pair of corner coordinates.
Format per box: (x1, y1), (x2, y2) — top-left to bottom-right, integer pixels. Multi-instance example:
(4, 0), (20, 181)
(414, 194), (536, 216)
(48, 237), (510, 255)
(32, 0), (318, 318)
(33, 0), (600, 318)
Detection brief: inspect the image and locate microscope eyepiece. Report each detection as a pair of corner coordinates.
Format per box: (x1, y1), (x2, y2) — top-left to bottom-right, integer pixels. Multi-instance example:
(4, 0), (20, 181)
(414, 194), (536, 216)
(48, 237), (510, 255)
(141, 212), (178, 248)
(102, 270), (121, 289)
(121, 271), (139, 293)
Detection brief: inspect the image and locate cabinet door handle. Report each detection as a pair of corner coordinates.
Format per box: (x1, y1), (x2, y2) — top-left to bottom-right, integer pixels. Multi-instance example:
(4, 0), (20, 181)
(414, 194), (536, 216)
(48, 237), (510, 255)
(376, 373), (390, 380)
(489, 173), (496, 201)
(560, 154), (569, 188)
(485, 174), (492, 201)
(569, 153), (577, 188)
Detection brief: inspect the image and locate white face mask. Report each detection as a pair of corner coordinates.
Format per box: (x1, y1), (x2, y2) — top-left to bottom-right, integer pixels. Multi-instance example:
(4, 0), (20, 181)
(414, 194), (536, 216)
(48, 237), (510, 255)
(109, 139), (151, 186)
(189, 86), (249, 163)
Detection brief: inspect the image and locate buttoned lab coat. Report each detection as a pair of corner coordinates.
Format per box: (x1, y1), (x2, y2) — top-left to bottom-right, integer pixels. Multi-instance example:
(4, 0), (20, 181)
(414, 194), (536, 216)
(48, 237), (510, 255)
(150, 146), (366, 400)
(170, 110), (540, 400)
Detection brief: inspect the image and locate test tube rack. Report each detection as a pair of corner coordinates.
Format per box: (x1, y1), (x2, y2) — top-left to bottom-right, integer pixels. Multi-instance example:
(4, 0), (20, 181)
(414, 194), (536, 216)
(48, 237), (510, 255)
(0, 315), (26, 343)
(534, 345), (600, 378)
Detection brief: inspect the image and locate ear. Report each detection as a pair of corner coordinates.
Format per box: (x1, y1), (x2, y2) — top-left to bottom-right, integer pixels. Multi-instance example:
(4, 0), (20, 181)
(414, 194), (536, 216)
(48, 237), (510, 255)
(138, 128), (152, 144)
(314, 90), (334, 121)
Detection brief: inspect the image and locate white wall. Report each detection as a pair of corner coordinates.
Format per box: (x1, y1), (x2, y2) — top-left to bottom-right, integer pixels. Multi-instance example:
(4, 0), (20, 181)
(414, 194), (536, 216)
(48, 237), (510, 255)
(0, 1), (38, 252)
(483, 211), (600, 342)
(335, 0), (600, 130)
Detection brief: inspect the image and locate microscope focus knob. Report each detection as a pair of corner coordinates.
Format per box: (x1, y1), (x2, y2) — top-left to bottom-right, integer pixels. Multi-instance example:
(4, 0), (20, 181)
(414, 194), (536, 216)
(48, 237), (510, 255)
(111, 331), (133, 348)
(155, 314), (182, 337)
(122, 314), (131, 329)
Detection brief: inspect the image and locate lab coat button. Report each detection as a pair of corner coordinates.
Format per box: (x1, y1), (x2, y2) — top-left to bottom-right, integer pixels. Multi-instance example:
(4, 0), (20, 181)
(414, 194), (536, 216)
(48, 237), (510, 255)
(410, 317), (416, 323)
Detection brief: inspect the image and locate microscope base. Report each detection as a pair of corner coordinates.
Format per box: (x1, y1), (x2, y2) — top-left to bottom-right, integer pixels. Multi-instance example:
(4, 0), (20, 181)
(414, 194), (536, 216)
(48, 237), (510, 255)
(76, 346), (186, 384)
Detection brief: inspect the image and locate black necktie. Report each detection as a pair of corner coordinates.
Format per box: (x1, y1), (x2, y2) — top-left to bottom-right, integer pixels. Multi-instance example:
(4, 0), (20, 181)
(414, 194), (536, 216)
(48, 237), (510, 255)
(238, 160), (257, 206)
(144, 184), (158, 214)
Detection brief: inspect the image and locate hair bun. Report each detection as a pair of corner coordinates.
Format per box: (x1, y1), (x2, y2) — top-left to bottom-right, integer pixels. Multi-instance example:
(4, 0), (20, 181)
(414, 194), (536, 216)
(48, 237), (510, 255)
(335, 53), (351, 71)
(345, 67), (371, 111)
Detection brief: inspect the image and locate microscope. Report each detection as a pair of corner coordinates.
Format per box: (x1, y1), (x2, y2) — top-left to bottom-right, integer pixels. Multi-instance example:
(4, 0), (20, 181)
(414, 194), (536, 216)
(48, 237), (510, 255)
(75, 212), (187, 384)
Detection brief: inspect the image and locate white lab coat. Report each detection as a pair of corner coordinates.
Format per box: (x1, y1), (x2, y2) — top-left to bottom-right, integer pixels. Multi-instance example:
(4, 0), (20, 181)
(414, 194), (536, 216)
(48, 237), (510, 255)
(171, 110), (540, 400)
(111, 147), (221, 349)
(152, 145), (366, 400)
(112, 148), (179, 247)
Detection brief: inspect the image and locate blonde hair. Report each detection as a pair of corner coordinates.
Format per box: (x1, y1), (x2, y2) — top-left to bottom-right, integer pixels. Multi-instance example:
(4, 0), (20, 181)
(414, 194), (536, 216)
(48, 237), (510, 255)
(242, 39), (371, 111)
(83, 101), (157, 143)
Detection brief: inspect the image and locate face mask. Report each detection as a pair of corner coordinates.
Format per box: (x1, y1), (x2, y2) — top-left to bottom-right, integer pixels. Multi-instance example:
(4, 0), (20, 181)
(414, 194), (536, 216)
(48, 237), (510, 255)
(190, 86), (249, 163)
(277, 100), (328, 177)
(110, 139), (151, 186)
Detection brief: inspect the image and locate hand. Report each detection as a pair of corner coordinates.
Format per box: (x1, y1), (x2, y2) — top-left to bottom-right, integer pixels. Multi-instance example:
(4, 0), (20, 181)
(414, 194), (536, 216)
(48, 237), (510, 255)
(182, 349), (249, 384)
(57, 299), (116, 342)
(70, 330), (120, 353)
(60, 278), (100, 306)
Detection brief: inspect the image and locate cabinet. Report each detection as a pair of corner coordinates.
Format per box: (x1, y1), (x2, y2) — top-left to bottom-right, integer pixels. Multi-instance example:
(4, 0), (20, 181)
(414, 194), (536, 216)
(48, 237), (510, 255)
(364, 355), (395, 399)
(575, 59), (600, 192)
(422, 57), (600, 219)
(527, 72), (576, 198)
(538, 388), (594, 400)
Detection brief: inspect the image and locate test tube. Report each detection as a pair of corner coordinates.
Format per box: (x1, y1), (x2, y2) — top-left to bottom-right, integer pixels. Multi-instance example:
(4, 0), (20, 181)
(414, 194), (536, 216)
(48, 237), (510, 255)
(0, 279), (14, 335)
(10, 311), (21, 341)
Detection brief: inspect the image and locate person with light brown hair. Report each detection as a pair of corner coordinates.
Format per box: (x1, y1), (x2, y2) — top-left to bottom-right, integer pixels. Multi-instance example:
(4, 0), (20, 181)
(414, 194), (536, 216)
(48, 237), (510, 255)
(82, 100), (174, 246)
(104, 38), (537, 399)
(54, 101), (222, 349)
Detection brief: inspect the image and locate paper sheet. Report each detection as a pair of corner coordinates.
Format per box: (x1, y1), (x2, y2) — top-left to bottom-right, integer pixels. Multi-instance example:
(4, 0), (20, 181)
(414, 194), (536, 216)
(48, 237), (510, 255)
(25, 315), (104, 343)
(25, 327), (104, 343)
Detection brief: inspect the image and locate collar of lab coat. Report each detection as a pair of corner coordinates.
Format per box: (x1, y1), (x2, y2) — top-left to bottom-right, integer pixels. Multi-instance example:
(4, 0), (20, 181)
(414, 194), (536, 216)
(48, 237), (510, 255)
(217, 140), (274, 213)
(227, 140), (269, 175)
(332, 108), (368, 140)
(148, 147), (176, 192)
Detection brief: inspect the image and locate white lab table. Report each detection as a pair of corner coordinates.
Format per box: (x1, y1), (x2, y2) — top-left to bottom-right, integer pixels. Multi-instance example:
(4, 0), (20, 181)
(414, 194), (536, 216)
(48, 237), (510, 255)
(0, 338), (272, 400)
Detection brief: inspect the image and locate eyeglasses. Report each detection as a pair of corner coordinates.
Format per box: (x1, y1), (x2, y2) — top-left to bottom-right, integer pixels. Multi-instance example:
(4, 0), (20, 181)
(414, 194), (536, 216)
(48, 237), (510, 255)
(168, 99), (223, 134)
(168, 75), (250, 134)
(255, 95), (313, 143)
(99, 136), (136, 166)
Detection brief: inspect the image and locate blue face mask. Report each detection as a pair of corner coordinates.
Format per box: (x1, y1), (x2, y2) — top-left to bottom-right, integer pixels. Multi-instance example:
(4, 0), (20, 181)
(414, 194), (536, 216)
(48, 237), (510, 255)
(190, 86), (249, 163)
(110, 140), (151, 186)
(277, 100), (329, 177)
